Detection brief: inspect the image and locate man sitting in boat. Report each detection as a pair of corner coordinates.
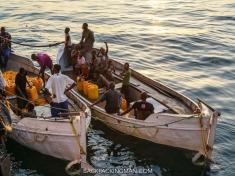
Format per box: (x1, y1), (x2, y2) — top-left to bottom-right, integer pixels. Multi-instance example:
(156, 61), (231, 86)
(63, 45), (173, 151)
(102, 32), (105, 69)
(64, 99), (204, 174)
(0, 27), (11, 71)
(88, 51), (100, 81)
(120, 92), (154, 120)
(97, 41), (108, 64)
(45, 64), (76, 117)
(74, 51), (88, 77)
(31, 52), (53, 86)
(120, 63), (131, 107)
(90, 82), (121, 114)
(79, 23), (95, 53)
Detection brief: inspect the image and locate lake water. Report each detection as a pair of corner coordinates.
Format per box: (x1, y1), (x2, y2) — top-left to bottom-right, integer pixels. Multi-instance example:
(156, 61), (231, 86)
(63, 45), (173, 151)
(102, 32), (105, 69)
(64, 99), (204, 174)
(1, 0), (235, 175)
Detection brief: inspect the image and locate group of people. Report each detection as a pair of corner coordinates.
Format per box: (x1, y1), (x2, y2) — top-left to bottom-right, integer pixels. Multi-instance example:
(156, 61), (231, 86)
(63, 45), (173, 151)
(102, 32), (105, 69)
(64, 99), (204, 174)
(0, 23), (155, 120)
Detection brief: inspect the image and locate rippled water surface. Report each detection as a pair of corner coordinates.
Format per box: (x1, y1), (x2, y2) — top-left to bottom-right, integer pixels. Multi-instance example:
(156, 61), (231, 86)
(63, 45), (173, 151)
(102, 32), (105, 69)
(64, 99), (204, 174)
(1, 0), (235, 175)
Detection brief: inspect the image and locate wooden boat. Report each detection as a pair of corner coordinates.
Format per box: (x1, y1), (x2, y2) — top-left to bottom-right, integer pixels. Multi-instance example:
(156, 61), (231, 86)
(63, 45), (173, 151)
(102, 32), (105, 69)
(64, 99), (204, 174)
(57, 45), (220, 162)
(5, 54), (92, 168)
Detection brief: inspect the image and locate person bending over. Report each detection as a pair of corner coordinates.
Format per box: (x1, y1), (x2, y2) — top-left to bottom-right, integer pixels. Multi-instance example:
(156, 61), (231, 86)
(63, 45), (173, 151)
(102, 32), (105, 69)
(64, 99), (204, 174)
(120, 92), (154, 120)
(45, 64), (76, 117)
(90, 82), (121, 114)
(31, 52), (53, 85)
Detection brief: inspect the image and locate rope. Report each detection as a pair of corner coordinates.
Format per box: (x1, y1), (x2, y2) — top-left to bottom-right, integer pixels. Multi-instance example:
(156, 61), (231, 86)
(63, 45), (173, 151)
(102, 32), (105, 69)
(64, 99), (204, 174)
(70, 120), (86, 155)
(0, 36), (64, 48)
(91, 113), (196, 129)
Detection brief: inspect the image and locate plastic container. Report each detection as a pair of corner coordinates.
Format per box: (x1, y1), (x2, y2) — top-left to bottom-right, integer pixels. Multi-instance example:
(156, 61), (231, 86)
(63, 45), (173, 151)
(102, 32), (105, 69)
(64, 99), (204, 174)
(83, 81), (92, 96)
(26, 86), (39, 101)
(35, 97), (47, 106)
(77, 77), (84, 92)
(88, 84), (99, 100)
(121, 97), (127, 111)
(32, 77), (43, 92)
(5, 83), (16, 96)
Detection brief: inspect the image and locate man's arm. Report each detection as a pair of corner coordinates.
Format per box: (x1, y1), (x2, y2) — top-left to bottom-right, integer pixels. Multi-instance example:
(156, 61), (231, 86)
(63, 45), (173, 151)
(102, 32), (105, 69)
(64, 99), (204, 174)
(80, 32), (85, 44)
(64, 82), (76, 94)
(104, 42), (108, 55)
(90, 93), (106, 107)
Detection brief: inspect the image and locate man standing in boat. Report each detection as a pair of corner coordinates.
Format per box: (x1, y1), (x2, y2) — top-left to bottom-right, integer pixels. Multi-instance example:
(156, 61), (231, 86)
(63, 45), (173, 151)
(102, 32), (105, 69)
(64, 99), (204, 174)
(120, 92), (154, 120)
(31, 52), (53, 85)
(120, 63), (131, 107)
(15, 68), (31, 114)
(45, 64), (76, 117)
(80, 23), (95, 53)
(64, 27), (72, 66)
(0, 27), (11, 71)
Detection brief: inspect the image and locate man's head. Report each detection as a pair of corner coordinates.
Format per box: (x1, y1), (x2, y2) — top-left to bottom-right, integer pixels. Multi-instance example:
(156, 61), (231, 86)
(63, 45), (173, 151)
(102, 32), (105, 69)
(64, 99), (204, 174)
(31, 54), (38, 61)
(1, 27), (5, 34)
(65, 27), (70, 34)
(19, 67), (26, 75)
(124, 63), (129, 70)
(100, 47), (105, 55)
(82, 23), (88, 31)
(109, 82), (115, 90)
(53, 64), (61, 74)
(140, 92), (148, 101)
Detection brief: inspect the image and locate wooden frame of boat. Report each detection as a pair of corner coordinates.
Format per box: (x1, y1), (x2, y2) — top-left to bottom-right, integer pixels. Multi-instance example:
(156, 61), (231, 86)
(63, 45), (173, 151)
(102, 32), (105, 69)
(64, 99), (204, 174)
(5, 54), (92, 170)
(57, 45), (220, 163)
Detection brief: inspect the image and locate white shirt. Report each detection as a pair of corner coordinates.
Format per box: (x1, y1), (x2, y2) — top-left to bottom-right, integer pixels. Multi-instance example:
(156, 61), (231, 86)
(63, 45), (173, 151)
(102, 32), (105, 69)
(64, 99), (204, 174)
(0, 71), (6, 90)
(45, 73), (74, 103)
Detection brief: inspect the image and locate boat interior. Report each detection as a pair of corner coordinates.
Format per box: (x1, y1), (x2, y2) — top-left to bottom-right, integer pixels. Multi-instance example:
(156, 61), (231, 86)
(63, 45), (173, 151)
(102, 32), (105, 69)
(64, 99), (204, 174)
(60, 50), (195, 121)
(5, 57), (84, 122)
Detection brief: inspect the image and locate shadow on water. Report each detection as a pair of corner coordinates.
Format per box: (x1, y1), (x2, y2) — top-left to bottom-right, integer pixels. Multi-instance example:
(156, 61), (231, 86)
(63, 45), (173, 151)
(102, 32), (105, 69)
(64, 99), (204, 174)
(6, 139), (68, 176)
(88, 119), (208, 176)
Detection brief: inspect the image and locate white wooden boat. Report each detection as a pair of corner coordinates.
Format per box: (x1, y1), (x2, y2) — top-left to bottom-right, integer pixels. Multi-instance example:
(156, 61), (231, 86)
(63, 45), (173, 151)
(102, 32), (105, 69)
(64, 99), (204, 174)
(5, 54), (92, 167)
(57, 45), (220, 162)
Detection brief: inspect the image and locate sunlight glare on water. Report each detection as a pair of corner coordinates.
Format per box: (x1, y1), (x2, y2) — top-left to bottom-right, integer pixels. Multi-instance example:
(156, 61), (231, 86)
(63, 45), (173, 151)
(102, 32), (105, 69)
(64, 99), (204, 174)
(1, 0), (235, 175)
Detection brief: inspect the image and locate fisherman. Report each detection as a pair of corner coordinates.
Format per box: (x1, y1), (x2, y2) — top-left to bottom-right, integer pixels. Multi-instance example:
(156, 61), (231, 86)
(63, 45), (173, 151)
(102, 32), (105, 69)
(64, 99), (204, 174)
(119, 92), (154, 120)
(64, 27), (72, 65)
(31, 52), (53, 85)
(0, 27), (11, 71)
(80, 23), (95, 53)
(90, 82), (121, 114)
(120, 63), (131, 106)
(15, 68), (31, 113)
(45, 64), (76, 117)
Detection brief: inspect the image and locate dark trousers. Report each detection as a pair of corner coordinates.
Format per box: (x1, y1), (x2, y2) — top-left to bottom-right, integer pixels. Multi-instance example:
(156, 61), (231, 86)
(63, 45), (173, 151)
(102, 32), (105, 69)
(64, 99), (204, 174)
(50, 100), (69, 117)
(0, 48), (11, 70)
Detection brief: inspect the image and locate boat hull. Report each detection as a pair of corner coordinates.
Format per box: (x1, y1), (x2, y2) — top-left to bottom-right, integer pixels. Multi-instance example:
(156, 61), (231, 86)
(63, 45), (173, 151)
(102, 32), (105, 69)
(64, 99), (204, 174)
(57, 46), (219, 160)
(10, 117), (85, 161)
(7, 54), (91, 162)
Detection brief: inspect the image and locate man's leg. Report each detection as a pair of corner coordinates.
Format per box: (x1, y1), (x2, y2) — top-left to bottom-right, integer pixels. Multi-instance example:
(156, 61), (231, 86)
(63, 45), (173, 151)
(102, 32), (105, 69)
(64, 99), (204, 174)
(3, 48), (11, 70)
(50, 102), (60, 117)
(59, 100), (69, 117)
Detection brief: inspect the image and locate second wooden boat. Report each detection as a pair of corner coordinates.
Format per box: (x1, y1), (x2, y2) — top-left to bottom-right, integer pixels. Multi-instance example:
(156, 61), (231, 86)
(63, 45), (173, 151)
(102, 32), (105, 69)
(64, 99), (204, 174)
(57, 45), (220, 162)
